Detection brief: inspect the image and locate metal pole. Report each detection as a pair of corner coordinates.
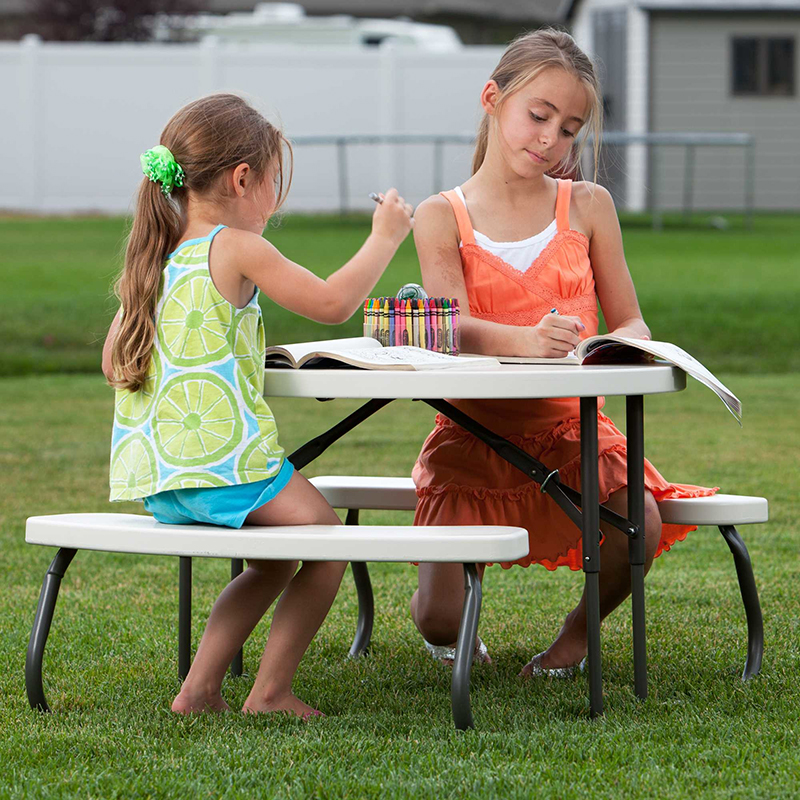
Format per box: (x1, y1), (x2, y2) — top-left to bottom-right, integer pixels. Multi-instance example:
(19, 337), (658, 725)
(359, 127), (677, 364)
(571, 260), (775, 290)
(451, 563), (481, 730)
(433, 138), (444, 196)
(626, 395), (647, 700)
(745, 139), (755, 231)
(337, 138), (349, 215)
(683, 144), (695, 224)
(178, 557), (192, 680)
(230, 558), (244, 676)
(651, 145), (662, 232)
(580, 397), (603, 718)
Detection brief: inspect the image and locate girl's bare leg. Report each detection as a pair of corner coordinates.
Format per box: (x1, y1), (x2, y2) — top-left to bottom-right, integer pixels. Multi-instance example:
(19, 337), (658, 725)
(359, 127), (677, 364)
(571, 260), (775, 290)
(172, 471), (345, 716)
(520, 486), (662, 675)
(410, 562), (489, 662)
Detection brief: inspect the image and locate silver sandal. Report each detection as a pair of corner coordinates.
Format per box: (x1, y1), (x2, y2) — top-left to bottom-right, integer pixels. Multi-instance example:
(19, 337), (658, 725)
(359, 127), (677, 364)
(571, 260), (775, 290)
(523, 653), (587, 679)
(424, 637), (490, 664)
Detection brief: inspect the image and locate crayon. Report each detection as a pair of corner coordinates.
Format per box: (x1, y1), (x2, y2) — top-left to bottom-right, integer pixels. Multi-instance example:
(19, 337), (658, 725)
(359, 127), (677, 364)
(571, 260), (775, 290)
(388, 298), (395, 347)
(372, 298), (381, 341)
(405, 299), (413, 347)
(422, 298), (430, 350)
(363, 298), (369, 338)
(417, 299), (425, 349)
(442, 298), (451, 354)
(410, 298), (418, 347)
(382, 297), (390, 347)
(452, 298), (460, 355)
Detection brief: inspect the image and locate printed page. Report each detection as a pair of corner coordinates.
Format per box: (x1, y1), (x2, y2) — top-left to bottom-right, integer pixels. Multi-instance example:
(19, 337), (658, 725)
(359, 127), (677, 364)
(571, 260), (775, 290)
(310, 346), (500, 371)
(581, 336), (742, 423)
(265, 336), (382, 365)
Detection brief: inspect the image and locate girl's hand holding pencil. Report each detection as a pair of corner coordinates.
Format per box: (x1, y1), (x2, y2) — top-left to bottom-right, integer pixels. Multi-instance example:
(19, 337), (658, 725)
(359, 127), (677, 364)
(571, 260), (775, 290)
(370, 188), (414, 247)
(529, 311), (586, 359)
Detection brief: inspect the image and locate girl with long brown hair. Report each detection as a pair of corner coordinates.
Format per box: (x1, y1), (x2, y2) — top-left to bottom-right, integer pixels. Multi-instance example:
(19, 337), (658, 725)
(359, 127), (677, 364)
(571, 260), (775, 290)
(102, 93), (413, 716)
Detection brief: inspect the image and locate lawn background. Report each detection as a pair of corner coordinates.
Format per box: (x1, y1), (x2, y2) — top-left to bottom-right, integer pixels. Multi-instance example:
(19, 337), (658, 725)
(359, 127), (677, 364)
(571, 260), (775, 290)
(1, 213), (798, 798)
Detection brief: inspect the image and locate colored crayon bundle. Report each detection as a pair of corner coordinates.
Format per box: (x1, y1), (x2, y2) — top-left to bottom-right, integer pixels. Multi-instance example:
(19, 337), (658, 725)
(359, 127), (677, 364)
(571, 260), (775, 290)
(363, 297), (461, 355)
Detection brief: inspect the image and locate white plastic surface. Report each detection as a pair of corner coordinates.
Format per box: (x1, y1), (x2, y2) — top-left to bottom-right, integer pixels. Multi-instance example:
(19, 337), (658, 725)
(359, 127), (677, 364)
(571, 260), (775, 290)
(310, 476), (769, 526)
(658, 494), (768, 526)
(25, 514), (529, 563)
(264, 363), (686, 400)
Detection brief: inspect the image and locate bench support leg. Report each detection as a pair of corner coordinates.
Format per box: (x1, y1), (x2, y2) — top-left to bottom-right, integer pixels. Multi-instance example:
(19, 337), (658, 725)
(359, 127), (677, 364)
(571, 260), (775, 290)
(179, 557), (192, 680)
(26, 547), (77, 712)
(230, 559), (244, 676)
(718, 525), (763, 680)
(626, 394), (648, 700)
(452, 562), (481, 731)
(581, 397), (603, 718)
(346, 509), (374, 659)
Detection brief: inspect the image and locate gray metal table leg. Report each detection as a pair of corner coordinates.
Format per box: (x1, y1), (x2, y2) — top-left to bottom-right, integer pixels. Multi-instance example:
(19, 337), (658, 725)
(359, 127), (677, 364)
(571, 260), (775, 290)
(626, 395), (648, 700)
(26, 547), (77, 712)
(178, 557), (192, 680)
(719, 525), (763, 680)
(230, 558), (244, 676)
(580, 397), (603, 718)
(452, 563), (481, 730)
(346, 508), (374, 659)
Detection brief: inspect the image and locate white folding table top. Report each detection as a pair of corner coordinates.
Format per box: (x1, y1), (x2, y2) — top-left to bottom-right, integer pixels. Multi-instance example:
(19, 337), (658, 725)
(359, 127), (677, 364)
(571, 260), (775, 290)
(26, 514), (529, 564)
(263, 363), (686, 400)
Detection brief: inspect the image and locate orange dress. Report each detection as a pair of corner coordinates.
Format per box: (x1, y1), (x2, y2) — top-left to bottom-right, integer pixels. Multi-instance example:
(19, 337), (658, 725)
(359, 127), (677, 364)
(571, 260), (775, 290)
(412, 180), (717, 570)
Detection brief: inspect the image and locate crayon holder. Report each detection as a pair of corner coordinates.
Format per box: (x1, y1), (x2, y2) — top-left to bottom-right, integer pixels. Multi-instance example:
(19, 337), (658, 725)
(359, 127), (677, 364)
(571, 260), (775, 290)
(363, 293), (461, 355)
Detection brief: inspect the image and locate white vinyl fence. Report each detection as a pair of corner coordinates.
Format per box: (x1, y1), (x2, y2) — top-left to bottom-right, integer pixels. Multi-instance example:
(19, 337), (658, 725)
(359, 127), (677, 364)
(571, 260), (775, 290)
(0, 38), (503, 214)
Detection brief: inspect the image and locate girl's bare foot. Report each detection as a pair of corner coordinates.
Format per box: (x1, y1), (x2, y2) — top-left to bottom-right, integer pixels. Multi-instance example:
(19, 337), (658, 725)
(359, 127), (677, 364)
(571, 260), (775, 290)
(171, 686), (231, 714)
(241, 691), (322, 719)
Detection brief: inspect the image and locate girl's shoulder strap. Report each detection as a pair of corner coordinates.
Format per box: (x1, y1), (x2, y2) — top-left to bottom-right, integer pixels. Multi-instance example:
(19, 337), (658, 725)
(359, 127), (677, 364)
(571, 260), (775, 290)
(208, 223), (227, 242)
(439, 189), (475, 246)
(555, 179), (573, 232)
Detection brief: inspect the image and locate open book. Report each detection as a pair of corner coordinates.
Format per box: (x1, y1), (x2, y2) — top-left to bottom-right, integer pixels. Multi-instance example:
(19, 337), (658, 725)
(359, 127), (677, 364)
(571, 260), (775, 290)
(468, 335), (742, 423)
(264, 336), (500, 371)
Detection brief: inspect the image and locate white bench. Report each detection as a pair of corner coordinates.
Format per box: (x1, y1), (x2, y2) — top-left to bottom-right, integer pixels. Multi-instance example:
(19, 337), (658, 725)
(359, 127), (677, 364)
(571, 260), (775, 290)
(309, 476), (768, 682)
(25, 513), (528, 730)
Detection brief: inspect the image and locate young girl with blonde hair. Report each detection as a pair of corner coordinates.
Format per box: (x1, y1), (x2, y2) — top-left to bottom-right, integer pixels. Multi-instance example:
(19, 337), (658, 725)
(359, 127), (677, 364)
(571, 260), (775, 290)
(410, 29), (715, 674)
(103, 93), (413, 716)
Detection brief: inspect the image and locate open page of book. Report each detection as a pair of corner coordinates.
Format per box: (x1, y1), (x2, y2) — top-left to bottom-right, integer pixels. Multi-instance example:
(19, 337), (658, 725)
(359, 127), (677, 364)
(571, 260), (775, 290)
(307, 346), (500, 371)
(265, 337), (382, 366)
(579, 336), (742, 423)
(461, 353), (581, 365)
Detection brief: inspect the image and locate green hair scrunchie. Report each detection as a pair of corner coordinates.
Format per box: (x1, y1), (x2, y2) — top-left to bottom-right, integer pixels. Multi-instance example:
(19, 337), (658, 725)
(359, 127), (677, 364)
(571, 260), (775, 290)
(140, 145), (185, 196)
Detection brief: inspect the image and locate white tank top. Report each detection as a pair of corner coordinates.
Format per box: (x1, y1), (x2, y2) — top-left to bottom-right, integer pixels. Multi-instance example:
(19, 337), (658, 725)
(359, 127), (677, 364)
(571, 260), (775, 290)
(454, 186), (558, 273)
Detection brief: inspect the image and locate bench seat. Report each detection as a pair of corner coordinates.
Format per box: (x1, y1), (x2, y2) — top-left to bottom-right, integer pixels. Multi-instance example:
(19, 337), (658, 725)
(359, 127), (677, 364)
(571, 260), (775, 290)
(25, 513), (527, 730)
(309, 476), (769, 527)
(309, 475), (767, 684)
(25, 513), (527, 564)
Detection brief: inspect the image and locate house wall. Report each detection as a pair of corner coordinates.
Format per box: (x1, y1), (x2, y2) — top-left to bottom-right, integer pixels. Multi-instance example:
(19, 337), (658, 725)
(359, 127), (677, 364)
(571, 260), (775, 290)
(650, 12), (800, 211)
(0, 39), (503, 214)
(571, 0), (650, 211)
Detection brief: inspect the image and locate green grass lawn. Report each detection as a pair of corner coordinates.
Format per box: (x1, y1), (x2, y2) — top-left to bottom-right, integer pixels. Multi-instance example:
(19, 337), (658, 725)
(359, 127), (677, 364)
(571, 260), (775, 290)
(1, 372), (798, 798)
(1, 213), (798, 797)
(1, 212), (798, 376)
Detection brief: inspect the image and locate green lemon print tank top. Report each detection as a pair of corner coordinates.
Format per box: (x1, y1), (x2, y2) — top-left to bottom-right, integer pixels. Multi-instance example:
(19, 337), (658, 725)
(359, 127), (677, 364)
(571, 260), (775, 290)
(109, 225), (285, 501)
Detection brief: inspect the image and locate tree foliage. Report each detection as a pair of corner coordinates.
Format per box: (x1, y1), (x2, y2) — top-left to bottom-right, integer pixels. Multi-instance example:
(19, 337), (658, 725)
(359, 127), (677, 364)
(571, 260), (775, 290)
(31, 0), (200, 42)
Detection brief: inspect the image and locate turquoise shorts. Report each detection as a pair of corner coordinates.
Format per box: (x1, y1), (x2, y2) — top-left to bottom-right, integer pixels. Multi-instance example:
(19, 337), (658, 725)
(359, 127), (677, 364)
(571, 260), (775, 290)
(143, 459), (294, 528)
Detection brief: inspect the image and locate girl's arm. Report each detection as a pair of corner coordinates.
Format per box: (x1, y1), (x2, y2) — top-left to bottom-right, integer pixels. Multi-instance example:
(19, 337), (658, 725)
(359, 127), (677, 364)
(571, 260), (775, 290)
(582, 185), (651, 340)
(228, 189), (413, 325)
(414, 196), (583, 358)
(102, 308), (122, 382)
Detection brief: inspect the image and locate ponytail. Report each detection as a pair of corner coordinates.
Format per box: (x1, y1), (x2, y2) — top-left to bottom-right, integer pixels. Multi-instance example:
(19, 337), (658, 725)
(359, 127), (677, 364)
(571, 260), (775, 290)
(110, 178), (182, 391)
(472, 115), (491, 176)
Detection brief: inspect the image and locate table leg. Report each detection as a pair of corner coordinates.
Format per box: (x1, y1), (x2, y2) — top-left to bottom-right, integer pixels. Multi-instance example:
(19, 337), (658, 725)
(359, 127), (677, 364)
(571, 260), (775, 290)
(626, 395), (647, 700)
(580, 397), (603, 718)
(178, 557), (192, 680)
(452, 563), (481, 730)
(230, 559), (244, 676)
